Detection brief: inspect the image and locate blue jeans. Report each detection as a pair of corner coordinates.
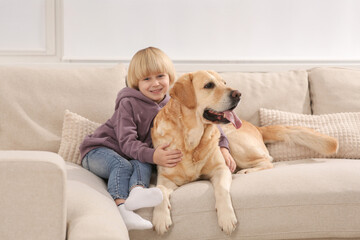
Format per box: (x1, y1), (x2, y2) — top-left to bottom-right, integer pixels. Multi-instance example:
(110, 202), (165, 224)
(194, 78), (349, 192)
(82, 147), (153, 200)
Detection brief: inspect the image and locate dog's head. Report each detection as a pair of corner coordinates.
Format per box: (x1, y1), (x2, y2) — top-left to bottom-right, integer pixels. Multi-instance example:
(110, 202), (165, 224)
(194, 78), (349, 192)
(170, 70), (242, 129)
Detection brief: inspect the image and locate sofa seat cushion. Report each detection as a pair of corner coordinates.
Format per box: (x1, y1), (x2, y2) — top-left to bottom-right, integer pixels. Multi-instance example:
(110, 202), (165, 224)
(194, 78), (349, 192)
(66, 162), (129, 240)
(130, 159), (360, 240)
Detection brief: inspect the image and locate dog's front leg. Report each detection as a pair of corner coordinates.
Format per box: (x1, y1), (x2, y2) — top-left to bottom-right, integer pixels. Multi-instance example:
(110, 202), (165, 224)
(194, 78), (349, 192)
(152, 175), (178, 235)
(210, 166), (237, 235)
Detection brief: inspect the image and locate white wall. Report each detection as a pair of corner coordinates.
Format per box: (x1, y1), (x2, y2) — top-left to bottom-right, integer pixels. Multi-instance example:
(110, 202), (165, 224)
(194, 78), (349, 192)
(63, 0), (360, 62)
(0, 0), (56, 57)
(1, 0), (360, 71)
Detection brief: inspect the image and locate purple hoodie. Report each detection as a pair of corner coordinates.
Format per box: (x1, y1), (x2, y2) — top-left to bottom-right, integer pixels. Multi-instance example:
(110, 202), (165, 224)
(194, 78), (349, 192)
(79, 87), (229, 164)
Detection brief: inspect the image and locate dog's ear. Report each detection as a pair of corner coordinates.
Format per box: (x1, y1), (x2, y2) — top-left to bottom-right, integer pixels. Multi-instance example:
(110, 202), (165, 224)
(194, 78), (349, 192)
(170, 73), (196, 109)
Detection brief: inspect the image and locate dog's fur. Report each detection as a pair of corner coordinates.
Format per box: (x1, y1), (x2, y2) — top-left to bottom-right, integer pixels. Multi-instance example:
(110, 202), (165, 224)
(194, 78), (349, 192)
(151, 70), (338, 235)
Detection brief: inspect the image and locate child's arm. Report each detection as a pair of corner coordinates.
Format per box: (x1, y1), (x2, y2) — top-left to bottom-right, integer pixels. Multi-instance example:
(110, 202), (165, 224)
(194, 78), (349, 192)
(114, 99), (157, 163)
(153, 143), (183, 167)
(218, 125), (236, 173)
(115, 99), (182, 166)
(220, 147), (236, 173)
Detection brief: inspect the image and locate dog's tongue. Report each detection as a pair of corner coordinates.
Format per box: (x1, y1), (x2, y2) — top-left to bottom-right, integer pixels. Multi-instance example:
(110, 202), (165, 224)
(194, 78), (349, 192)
(224, 110), (242, 129)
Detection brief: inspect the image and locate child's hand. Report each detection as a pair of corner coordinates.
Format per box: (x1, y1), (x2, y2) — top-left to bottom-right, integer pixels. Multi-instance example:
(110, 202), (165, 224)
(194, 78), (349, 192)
(153, 143), (182, 167)
(220, 147), (236, 173)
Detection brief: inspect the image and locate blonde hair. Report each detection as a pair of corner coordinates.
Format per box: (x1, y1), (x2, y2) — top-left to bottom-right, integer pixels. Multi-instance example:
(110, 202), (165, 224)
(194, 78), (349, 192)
(127, 47), (176, 89)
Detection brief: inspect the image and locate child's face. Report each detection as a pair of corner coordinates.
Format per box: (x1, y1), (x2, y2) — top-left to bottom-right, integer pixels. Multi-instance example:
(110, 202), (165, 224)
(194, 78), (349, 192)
(138, 73), (170, 103)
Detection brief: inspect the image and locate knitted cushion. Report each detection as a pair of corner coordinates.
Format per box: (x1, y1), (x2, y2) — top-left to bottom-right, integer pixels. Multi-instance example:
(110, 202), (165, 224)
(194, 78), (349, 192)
(58, 110), (100, 164)
(259, 108), (360, 161)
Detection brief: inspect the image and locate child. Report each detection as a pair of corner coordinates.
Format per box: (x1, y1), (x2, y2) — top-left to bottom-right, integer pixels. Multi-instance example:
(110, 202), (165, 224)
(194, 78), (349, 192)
(79, 47), (235, 231)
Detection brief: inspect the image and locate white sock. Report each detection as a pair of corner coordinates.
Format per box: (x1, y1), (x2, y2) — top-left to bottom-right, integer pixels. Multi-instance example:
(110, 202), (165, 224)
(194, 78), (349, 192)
(118, 204), (153, 231)
(124, 186), (163, 211)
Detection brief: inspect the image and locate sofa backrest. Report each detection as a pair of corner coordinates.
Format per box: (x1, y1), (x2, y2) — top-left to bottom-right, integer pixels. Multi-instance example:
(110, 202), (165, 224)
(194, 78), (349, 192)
(175, 70), (311, 126)
(219, 70), (311, 126)
(2, 64), (357, 153)
(308, 67), (360, 114)
(0, 64), (127, 152)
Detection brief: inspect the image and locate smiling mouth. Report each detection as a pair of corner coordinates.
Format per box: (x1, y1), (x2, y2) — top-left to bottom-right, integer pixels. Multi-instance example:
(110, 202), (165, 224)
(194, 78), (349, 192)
(151, 88), (163, 93)
(203, 106), (242, 129)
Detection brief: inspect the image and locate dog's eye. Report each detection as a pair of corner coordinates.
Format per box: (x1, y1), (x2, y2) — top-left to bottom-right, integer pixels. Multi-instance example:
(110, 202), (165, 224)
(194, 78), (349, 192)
(204, 82), (215, 89)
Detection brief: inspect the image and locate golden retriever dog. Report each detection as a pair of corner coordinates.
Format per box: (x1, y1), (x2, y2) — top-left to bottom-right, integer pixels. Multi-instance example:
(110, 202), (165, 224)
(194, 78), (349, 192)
(151, 70), (338, 235)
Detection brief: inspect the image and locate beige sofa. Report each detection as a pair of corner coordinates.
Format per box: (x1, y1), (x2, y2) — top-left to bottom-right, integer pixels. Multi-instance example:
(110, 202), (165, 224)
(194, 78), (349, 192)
(1, 64), (359, 240)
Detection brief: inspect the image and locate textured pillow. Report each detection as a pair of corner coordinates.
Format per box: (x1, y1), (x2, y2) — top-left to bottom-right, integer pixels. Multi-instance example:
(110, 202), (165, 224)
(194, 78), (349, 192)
(259, 108), (360, 161)
(58, 110), (101, 164)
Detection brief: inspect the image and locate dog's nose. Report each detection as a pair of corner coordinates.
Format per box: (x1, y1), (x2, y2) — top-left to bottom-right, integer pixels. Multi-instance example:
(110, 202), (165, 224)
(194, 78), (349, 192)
(231, 90), (241, 100)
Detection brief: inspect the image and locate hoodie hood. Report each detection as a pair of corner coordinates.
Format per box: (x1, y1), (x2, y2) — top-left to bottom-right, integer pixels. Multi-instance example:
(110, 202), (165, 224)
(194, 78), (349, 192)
(115, 87), (170, 110)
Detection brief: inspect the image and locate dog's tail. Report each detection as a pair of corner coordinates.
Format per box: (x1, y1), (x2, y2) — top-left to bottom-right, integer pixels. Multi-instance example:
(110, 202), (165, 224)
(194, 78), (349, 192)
(257, 125), (339, 155)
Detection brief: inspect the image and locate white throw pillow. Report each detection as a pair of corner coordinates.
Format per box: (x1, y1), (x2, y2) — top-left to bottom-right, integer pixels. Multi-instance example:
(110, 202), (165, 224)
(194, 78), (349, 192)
(259, 108), (360, 161)
(58, 110), (101, 164)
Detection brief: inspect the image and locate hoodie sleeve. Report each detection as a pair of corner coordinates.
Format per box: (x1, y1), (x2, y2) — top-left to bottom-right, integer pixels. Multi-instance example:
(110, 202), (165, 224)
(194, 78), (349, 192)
(114, 99), (155, 164)
(217, 125), (230, 150)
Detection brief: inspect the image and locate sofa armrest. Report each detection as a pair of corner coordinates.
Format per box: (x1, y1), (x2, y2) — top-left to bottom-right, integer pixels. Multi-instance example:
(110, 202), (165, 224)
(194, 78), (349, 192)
(0, 151), (66, 240)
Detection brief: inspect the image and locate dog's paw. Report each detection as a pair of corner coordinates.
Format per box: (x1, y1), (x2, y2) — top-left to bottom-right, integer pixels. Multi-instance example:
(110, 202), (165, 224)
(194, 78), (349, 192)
(153, 214), (172, 235)
(218, 211), (237, 235)
(152, 207), (172, 235)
